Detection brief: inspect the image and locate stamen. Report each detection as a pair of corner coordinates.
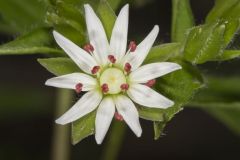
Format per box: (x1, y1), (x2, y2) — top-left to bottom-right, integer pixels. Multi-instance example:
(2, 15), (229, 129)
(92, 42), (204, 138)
(91, 66), (100, 74)
(128, 41), (137, 52)
(83, 43), (94, 53)
(120, 83), (129, 91)
(108, 55), (116, 63)
(75, 83), (83, 93)
(124, 63), (131, 73)
(114, 112), (123, 121)
(145, 79), (156, 87)
(101, 83), (109, 93)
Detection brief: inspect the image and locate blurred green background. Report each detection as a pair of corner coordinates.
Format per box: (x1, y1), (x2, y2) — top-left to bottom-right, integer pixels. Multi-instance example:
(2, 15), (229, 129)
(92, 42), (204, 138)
(0, 0), (239, 159)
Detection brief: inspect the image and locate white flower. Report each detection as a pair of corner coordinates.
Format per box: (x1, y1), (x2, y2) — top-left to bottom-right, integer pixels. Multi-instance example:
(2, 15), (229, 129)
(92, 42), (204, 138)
(45, 4), (182, 144)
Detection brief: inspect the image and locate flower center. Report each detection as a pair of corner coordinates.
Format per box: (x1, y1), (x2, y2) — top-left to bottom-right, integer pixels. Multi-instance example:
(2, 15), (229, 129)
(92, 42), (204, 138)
(100, 68), (126, 94)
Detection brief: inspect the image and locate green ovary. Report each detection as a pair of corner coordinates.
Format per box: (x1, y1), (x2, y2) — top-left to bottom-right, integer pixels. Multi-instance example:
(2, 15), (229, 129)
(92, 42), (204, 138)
(100, 68), (126, 94)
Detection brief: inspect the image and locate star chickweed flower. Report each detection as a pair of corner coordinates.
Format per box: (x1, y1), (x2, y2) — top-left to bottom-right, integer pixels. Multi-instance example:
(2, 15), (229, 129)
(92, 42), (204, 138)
(45, 4), (182, 144)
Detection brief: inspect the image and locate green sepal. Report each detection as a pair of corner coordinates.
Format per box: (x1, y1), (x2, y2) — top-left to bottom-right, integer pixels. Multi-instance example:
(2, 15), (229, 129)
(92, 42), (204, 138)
(72, 110), (96, 145)
(144, 43), (180, 64)
(138, 107), (164, 121)
(153, 121), (166, 140)
(38, 57), (80, 76)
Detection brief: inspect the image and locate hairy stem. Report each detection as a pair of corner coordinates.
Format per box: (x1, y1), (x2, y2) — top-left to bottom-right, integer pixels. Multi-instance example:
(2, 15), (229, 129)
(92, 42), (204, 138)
(51, 89), (73, 160)
(100, 121), (127, 160)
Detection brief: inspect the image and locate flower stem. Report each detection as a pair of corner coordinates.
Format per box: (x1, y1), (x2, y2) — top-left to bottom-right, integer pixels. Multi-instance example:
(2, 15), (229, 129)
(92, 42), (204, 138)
(100, 121), (127, 160)
(51, 89), (73, 160)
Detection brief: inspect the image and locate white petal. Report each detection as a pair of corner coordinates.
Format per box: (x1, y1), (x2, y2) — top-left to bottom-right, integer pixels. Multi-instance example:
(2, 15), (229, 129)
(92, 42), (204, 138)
(129, 62), (182, 83)
(127, 84), (174, 109)
(110, 4), (129, 61)
(84, 4), (109, 65)
(114, 95), (142, 137)
(45, 73), (97, 91)
(53, 31), (97, 74)
(95, 97), (115, 144)
(55, 90), (102, 125)
(123, 25), (159, 71)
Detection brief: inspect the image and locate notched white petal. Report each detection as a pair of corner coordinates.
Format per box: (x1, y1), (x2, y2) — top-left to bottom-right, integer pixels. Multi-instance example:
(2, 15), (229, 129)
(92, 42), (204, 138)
(110, 4), (129, 61)
(129, 62), (182, 83)
(55, 90), (102, 125)
(127, 84), (174, 109)
(95, 97), (115, 144)
(53, 31), (97, 74)
(123, 25), (159, 70)
(84, 4), (109, 65)
(114, 95), (142, 137)
(45, 73), (97, 91)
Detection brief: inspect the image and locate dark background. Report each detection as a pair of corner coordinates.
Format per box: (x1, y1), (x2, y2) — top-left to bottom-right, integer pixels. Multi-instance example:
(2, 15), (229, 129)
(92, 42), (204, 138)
(0, 0), (239, 159)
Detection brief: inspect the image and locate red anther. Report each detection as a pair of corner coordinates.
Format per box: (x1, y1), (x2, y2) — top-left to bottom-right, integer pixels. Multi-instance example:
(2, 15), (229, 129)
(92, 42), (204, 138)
(120, 83), (129, 91)
(114, 112), (123, 121)
(124, 63), (132, 73)
(83, 43), (94, 53)
(145, 79), (156, 87)
(128, 41), (137, 52)
(91, 66), (100, 74)
(108, 55), (116, 63)
(101, 83), (109, 93)
(75, 83), (83, 93)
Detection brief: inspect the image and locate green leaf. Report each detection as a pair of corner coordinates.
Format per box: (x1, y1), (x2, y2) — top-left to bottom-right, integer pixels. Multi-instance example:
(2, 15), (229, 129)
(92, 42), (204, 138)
(38, 57), (80, 76)
(144, 43), (180, 63)
(214, 50), (240, 61)
(0, 0), (48, 34)
(0, 28), (62, 55)
(141, 60), (203, 139)
(72, 111), (96, 145)
(97, 0), (116, 40)
(47, 0), (117, 45)
(46, 1), (87, 45)
(55, 0), (99, 8)
(183, 18), (240, 63)
(183, 22), (226, 64)
(171, 0), (194, 42)
(223, 19), (240, 47)
(206, 0), (240, 23)
(107, 0), (122, 11)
